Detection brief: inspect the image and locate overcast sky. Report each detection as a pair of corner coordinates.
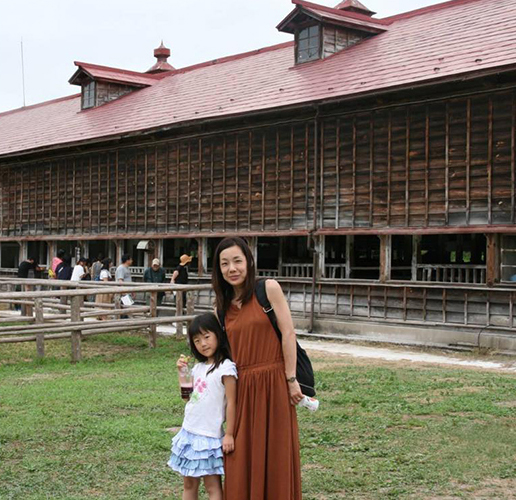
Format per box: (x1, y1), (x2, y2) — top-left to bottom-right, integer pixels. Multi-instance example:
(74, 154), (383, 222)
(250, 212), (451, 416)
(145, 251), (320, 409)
(0, 0), (442, 113)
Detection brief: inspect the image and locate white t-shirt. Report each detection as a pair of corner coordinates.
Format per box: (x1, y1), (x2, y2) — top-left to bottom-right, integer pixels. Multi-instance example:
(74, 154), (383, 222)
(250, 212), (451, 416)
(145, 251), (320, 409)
(183, 359), (238, 439)
(99, 269), (111, 281)
(71, 265), (85, 281)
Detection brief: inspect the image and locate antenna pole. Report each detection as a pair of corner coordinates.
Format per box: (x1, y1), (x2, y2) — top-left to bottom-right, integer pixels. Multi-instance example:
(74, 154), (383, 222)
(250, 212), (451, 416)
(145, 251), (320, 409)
(21, 38), (26, 107)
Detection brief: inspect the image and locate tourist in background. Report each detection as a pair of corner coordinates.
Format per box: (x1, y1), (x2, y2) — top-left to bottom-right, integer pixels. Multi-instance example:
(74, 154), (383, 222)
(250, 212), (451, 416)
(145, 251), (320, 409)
(144, 258), (167, 306)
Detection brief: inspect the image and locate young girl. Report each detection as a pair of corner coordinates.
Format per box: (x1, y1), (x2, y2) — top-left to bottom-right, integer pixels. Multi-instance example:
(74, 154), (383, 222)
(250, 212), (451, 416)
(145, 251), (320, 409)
(168, 313), (237, 500)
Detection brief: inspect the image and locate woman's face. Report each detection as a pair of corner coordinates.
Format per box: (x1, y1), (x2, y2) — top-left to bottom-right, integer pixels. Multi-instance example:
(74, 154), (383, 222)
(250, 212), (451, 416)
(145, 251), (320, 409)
(219, 245), (248, 289)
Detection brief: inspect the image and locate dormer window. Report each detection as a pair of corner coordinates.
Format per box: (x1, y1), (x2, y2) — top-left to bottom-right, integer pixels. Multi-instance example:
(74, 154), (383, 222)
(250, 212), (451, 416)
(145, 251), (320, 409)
(82, 81), (96, 109)
(297, 25), (321, 63)
(277, 1), (387, 65)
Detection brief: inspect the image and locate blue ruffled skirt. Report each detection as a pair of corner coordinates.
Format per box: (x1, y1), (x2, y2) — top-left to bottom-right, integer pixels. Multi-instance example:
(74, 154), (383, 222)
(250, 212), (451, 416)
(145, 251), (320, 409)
(168, 428), (224, 477)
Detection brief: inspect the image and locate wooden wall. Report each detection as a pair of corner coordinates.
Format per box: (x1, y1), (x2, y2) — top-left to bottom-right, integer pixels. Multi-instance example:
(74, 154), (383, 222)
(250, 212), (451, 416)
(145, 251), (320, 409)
(320, 90), (516, 229)
(0, 88), (515, 239)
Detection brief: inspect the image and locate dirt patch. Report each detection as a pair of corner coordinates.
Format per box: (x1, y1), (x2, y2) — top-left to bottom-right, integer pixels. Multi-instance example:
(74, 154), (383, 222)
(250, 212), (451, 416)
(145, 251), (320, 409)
(303, 341), (516, 374)
(411, 478), (516, 499)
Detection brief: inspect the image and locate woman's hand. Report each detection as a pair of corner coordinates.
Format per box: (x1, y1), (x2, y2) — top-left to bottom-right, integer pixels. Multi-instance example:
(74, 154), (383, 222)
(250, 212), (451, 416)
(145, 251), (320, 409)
(288, 379), (303, 406)
(222, 434), (235, 454)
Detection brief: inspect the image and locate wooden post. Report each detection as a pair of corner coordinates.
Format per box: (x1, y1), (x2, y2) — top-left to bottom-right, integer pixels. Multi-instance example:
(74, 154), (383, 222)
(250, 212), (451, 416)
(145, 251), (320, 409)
(149, 291), (157, 348)
(412, 235), (421, 281)
(70, 295), (83, 363)
(318, 235), (326, 278)
(22, 284), (34, 317)
(247, 237), (258, 265)
(379, 235), (392, 283)
(278, 237), (284, 276)
(186, 292), (195, 330)
(197, 238), (207, 276)
(486, 233), (501, 287)
(34, 298), (45, 358)
(345, 236), (353, 279)
(114, 293), (121, 319)
(176, 291), (184, 338)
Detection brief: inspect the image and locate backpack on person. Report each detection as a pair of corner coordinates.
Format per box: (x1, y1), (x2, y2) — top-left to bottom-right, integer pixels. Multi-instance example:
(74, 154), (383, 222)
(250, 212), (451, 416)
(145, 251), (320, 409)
(218, 279), (316, 397)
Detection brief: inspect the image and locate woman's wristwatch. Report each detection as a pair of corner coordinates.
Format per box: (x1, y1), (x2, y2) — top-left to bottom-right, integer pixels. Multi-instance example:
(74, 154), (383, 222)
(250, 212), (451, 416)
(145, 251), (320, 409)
(286, 376), (297, 383)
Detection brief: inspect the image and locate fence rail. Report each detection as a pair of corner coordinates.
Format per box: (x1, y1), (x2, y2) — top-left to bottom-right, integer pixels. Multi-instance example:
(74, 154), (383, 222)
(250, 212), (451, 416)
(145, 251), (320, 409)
(0, 278), (210, 362)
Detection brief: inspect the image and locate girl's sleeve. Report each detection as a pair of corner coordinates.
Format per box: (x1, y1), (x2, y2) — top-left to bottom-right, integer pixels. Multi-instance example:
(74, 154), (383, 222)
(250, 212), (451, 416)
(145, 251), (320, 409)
(219, 360), (238, 381)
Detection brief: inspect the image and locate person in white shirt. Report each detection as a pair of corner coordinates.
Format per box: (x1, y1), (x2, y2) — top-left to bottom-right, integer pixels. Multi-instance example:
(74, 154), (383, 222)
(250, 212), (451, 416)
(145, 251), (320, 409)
(168, 313), (237, 500)
(70, 257), (87, 282)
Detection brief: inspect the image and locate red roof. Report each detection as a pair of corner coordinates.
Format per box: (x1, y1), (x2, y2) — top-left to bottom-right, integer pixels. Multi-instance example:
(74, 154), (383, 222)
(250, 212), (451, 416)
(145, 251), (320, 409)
(277, 0), (388, 33)
(1, 0), (516, 158)
(69, 62), (162, 87)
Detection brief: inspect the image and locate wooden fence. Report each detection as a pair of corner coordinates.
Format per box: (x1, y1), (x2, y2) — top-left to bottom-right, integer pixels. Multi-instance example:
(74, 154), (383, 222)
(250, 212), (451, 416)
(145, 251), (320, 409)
(0, 278), (211, 363)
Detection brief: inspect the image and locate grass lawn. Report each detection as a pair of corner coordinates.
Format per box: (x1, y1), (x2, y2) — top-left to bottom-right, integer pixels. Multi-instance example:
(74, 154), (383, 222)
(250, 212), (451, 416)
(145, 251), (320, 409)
(1, 334), (516, 499)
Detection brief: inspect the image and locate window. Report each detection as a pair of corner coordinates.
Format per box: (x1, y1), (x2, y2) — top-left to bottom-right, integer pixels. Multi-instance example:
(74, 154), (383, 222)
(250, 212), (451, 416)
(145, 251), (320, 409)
(297, 25), (320, 63)
(82, 81), (96, 109)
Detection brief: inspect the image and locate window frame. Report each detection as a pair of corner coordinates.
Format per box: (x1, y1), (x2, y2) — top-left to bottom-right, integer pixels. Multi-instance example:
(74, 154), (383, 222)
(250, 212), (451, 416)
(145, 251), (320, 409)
(295, 24), (322, 64)
(82, 81), (96, 109)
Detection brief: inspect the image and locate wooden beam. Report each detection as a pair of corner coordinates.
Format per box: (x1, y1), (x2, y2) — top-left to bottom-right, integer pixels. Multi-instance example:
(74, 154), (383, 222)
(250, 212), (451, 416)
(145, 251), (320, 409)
(34, 298), (44, 358)
(379, 234), (392, 283)
(70, 295), (83, 363)
(486, 233), (500, 287)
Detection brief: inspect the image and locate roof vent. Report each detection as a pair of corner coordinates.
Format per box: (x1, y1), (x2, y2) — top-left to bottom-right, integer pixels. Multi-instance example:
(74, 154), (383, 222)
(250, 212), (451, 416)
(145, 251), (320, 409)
(334, 0), (376, 17)
(146, 41), (175, 74)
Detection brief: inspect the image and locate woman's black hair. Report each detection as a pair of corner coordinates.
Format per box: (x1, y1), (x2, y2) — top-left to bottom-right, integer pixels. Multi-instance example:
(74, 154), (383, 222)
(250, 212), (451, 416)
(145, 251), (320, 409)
(101, 258), (112, 270)
(211, 237), (256, 316)
(188, 312), (232, 375)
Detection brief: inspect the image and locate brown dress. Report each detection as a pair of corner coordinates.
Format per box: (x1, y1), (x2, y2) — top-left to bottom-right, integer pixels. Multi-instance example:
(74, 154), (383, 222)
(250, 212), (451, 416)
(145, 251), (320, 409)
(223, 294), (302, 500)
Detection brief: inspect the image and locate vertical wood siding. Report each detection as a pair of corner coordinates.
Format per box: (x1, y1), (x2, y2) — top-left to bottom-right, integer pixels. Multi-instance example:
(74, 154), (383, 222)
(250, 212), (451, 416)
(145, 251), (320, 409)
(0, 90), (514, 237)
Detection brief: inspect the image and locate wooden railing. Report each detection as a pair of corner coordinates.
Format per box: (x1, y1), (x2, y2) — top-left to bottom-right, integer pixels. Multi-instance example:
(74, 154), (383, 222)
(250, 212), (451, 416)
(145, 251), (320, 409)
(416, 265), (486, 284)
(0, 278), (210, 362)
(275, 279), (516, 332)
(281, 263), (313, 278)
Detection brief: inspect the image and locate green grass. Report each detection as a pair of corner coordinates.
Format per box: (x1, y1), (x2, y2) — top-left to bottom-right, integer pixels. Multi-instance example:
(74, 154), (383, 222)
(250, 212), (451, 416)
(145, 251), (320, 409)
(1, 335), (516, 499)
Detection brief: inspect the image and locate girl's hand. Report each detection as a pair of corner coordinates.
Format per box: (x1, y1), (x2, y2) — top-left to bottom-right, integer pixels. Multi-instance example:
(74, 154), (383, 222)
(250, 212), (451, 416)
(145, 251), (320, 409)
(176, 354), (190, 370)
(288, 379), (303, 406)
(222, 434), (234, 454)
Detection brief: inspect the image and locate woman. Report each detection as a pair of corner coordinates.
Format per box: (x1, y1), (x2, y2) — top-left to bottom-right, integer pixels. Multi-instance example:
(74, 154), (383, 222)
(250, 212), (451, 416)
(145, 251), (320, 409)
(95, 258), (113, 320)
(212, 237), (302, 500)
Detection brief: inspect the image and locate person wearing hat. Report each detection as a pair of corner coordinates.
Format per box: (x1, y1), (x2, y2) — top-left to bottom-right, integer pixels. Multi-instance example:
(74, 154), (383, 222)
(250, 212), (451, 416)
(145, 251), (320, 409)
(144, 258), (167, 306)
(171, 254), (193, 312)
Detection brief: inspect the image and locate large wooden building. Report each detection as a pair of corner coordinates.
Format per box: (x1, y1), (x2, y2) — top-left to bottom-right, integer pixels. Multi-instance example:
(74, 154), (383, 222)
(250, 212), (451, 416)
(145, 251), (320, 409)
(1, 0), (516, 347)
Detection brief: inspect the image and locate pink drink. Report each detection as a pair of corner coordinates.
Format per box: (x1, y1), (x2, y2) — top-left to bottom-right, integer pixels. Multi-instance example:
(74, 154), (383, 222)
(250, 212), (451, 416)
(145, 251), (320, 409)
(181, 385), (193, 400)
(179, 363), (193, 400)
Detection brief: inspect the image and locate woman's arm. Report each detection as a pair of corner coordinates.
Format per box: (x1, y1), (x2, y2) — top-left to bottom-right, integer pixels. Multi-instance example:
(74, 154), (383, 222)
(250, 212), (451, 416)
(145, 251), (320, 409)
(222, 376), (237, 453)
(265, 279), (303, 406)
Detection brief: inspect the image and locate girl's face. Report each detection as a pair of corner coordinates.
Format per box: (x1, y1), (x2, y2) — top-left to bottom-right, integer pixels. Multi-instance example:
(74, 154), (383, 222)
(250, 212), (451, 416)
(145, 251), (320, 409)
(219, 245), (248, 289)
(192, 329), (218, 362)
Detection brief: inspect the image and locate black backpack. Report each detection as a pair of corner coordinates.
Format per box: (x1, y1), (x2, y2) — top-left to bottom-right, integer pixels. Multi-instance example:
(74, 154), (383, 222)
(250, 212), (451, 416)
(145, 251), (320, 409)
(218, 280), (316, 397)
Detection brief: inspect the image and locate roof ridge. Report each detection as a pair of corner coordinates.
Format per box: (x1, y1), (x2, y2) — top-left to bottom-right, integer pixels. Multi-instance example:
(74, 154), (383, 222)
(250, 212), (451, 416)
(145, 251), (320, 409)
(74, 61), (161, 79)
(293, 0), (391, 25)
(0, 93), (80, 118)
(164, 41), (294, 78)
(384, 0), (482, 22)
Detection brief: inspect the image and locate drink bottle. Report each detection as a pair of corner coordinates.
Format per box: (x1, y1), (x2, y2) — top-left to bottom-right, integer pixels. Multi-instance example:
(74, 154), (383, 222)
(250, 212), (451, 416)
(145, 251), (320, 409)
(298, 396), (319, 412)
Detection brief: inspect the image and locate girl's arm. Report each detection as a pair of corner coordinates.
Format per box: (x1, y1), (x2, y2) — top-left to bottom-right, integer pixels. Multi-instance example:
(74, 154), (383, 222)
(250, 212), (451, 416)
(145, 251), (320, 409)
(222, 375), (237, 453)
(265, 279), (304, 406)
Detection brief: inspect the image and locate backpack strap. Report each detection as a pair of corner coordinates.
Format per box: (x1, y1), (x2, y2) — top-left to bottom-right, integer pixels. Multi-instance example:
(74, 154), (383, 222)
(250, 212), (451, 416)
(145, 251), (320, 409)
(216, 280), (282, 341)
(255, 279), (282, 341)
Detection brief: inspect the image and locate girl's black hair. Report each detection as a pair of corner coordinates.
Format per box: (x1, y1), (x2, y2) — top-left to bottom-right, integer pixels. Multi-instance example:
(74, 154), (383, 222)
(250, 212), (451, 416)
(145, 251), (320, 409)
(188, 312), (232, 375)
